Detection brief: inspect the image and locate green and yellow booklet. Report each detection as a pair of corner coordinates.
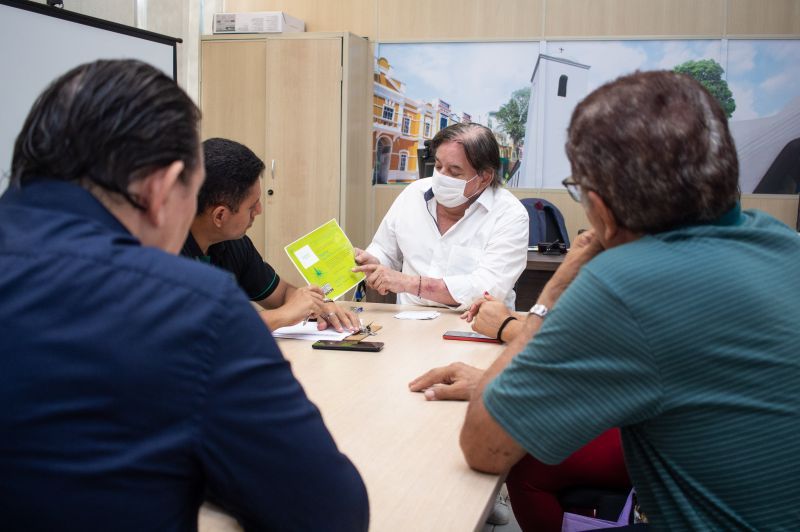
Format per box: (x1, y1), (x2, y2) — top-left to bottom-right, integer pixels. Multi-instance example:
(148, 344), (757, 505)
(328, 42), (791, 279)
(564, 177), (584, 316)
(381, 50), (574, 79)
(284, 219), (365, 301)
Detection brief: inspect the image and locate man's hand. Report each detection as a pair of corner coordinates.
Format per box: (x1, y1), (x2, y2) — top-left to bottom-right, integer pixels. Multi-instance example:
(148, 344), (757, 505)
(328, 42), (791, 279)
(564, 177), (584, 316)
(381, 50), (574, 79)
(540, 229), (604, 306)
(408, 362), (484, 401)
(562, 229), (604, 271)
(281, 285), (325, 325)
(352, 263), (413, 296)
(316, 301), (360, 333)
(353, 247), (379, 266)
(460, 294), (489, 323)
(462, 293), (517, 340)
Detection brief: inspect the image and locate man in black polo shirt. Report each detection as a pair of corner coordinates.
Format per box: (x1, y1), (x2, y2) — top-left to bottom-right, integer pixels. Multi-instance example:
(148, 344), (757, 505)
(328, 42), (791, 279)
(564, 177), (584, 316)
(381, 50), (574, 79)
(182, 138), (359, 332)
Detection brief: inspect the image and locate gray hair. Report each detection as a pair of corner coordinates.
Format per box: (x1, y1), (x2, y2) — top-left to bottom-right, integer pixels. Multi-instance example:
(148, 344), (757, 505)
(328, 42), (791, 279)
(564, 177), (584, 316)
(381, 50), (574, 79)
(566, 70), (739, 233)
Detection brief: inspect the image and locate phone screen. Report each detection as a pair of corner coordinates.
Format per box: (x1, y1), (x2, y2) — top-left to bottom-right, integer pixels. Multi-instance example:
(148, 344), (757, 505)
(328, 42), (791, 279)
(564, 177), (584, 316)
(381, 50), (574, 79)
(442, 331), (501, 343)
(312, 340), (384, 352)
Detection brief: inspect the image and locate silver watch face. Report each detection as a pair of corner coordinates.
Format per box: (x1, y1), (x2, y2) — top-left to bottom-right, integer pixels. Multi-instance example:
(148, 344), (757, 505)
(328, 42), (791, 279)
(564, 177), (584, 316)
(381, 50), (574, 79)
(529, 304), (548, 318)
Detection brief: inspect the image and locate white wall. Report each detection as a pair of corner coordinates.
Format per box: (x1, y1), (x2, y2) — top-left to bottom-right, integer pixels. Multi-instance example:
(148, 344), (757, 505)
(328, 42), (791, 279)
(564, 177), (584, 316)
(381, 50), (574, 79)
(27, 0), (136, 25)
(25, 0), (210, 102)
(0, 1), (177, 191)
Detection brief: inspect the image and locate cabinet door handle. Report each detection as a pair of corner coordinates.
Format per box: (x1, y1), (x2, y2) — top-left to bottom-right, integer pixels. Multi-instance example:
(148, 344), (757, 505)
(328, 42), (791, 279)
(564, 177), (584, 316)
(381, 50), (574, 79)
(270, 160), (275, 180)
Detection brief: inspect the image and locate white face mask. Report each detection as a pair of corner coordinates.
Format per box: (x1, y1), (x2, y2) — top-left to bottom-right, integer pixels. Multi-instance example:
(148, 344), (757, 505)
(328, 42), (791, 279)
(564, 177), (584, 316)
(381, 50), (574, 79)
(431, 168), (482, 208)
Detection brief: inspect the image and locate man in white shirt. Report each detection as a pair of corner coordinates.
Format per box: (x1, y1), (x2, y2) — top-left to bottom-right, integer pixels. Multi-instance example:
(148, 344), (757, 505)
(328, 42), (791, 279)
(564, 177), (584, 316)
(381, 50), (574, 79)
(354, 123), (529, 310)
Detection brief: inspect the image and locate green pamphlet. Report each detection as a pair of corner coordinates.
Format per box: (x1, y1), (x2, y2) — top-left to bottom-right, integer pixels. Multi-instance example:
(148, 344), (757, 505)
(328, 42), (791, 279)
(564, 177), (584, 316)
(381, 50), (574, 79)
(284, 219), (365, 301)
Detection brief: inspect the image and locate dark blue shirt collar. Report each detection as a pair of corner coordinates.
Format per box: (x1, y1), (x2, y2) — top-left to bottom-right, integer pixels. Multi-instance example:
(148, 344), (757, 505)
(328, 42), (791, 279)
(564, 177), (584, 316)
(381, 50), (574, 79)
(2, 178), (135, 240)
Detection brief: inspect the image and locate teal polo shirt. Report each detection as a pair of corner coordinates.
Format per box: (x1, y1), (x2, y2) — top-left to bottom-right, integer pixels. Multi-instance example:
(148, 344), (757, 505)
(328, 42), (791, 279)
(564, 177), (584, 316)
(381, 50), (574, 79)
(485, 208), (800, 530)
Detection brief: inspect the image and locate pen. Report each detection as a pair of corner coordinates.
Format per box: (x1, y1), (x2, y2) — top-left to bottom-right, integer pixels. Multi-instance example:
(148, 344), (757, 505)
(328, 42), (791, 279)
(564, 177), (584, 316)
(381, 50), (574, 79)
(350, 306), (365, 332)
(304, 299), (335, 326)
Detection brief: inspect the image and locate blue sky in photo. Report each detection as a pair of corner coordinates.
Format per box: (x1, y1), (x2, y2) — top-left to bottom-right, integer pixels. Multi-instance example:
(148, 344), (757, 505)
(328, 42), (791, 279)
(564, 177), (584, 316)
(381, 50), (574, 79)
(377, 39), (800, 125)
(546, 40), (721, 91)
(725, 40), (800, 120)
(550, 39), (800, 121)
(376, 42), (539, 126)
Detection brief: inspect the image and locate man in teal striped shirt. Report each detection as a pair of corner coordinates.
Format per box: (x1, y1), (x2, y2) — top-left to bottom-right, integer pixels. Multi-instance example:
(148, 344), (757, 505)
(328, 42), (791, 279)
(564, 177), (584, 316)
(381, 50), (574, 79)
(415, 71), (800, 529)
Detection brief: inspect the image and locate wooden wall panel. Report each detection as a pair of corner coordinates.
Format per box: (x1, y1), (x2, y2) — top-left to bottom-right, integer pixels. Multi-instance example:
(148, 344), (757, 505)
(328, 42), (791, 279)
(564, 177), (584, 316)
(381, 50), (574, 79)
(368, 187), (589, 245)
(200, 39), (267, 255)
(741, 194), (799, 229)
(342, 35), (373, 250)
(372, 185), (404, 234)
(544, 0), (725, 37)
(727, 0), (800, 36)
(369, 188), (799, 244)
(224, 0), (377, 40)
(376, 0), (543, 41)
(222, 0), (800, 41)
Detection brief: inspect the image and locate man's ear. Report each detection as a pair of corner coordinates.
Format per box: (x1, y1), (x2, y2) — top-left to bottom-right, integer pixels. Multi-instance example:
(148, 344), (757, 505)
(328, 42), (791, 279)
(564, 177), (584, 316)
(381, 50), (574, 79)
(210, 205), (228, 228)
(140, 161), (185, 228)
(586, 190), (619, 244)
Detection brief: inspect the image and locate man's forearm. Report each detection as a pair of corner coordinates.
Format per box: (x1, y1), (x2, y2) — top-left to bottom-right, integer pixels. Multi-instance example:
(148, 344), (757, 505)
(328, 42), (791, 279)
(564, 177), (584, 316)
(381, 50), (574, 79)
(496, 313), (526, 342)
(259, 308), (291, 331)
(460, 312), (544, 473)
(461, 233), (605, 472)
(418, 277), (459, 306)
(258, 281), (293, 311)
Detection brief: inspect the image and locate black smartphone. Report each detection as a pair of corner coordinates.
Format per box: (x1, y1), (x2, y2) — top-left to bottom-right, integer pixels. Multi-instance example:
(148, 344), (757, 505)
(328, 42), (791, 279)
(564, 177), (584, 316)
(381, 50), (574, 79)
(442, 330), (501, 344)
(312, 340), (384, 352)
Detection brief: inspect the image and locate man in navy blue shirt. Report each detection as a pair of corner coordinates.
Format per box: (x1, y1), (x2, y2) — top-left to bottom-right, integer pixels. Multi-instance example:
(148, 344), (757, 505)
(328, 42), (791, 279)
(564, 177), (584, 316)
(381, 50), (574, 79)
(0, 59), (368, 531)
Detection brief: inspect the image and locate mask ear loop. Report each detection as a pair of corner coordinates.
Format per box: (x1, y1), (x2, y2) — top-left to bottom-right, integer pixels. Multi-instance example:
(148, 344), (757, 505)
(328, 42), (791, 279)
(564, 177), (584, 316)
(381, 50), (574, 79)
(464, 172), (490, 202)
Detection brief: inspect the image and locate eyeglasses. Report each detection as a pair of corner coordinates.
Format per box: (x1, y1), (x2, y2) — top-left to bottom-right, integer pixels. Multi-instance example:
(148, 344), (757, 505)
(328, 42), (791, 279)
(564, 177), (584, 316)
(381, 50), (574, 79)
(562, 177), (588, 203)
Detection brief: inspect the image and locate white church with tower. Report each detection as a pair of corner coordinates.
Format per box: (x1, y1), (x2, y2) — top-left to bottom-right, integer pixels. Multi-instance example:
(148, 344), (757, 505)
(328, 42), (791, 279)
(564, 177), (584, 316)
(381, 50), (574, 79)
(517, 53), (590, 188)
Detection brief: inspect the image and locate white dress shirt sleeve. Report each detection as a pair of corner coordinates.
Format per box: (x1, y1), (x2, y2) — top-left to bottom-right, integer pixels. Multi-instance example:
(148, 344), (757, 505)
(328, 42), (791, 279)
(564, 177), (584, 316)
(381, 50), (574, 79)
(365, 190), (406, 272)
(442, 203), (529, 309)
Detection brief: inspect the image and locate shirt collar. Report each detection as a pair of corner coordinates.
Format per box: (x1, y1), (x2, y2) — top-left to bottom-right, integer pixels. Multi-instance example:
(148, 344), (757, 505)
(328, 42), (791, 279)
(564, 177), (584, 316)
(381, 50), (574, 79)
(714, 202), (743, 226)
(473, 184), (497, 211)
(2, 178), (134, 239)
(182, 231), (204, 257)
(183, 230), (226, 260)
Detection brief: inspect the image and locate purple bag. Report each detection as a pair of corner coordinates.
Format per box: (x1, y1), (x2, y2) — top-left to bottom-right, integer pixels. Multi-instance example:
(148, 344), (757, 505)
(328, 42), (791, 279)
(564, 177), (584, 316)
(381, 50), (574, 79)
(561, 489), (635, 532)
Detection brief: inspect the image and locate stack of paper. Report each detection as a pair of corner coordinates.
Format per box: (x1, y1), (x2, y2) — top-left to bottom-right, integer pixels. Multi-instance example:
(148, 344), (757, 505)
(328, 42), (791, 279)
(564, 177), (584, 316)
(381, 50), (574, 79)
(272, 322), (350, 341)
(393, 311), (440, 320)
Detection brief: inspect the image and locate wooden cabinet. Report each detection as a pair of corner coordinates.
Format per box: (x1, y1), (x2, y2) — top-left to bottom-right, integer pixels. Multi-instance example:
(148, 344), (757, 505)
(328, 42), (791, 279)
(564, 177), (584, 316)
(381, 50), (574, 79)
(200, 33), (371, 287)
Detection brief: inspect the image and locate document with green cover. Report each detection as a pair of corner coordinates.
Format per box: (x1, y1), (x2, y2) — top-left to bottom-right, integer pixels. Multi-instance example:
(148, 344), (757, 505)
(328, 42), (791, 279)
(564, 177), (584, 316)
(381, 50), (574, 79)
(284, 219), (365, 301)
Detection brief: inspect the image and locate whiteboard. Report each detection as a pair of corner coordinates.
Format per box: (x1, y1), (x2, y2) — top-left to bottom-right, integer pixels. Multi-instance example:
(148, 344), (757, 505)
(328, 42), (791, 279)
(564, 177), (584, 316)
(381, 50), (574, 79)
(0, 0), (178, 192)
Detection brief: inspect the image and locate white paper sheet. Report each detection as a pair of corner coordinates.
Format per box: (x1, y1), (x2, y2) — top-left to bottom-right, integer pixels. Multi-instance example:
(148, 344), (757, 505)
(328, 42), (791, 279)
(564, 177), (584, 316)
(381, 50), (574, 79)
(393, 311), (441, 320)
(272, 321), (350, 341)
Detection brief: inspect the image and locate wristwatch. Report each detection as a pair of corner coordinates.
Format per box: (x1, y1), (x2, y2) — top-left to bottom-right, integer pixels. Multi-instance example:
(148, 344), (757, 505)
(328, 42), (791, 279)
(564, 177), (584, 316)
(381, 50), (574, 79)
(529, 303), (549, 319)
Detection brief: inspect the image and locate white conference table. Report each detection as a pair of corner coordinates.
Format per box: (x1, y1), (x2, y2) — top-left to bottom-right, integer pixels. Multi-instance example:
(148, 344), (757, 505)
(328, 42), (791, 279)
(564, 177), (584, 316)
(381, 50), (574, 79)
(199, 302), (506, 532)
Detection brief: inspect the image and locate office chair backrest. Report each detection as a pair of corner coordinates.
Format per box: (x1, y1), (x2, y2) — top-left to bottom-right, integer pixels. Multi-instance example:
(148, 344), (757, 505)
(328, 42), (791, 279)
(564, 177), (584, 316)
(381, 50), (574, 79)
(520, 198), (570, 247)
(417, 140), (436, 180)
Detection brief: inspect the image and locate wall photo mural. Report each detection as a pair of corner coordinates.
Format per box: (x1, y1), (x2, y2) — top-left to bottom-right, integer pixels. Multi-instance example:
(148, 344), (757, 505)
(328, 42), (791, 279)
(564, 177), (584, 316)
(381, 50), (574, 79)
(373, 39), (800, 194)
